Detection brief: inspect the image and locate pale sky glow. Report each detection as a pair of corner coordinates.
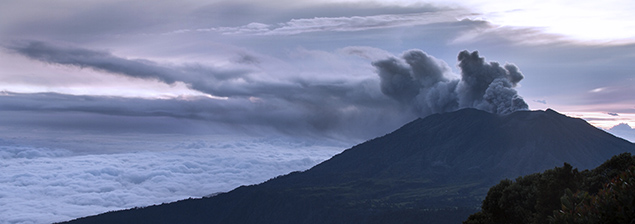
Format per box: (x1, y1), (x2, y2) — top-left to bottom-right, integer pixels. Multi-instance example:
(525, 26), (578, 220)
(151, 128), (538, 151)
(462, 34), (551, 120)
(0, 51), (211, 99)
(325, 0), (635, 43)
(564, 111), (635, 130)
(1, 0), (635, 223)
(452, 0), (635, 43)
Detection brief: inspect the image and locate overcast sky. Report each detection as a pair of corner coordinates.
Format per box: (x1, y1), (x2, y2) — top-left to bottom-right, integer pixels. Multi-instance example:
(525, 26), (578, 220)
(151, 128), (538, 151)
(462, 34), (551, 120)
(2, 0), (635, 142)
(1, 0), (635, 223)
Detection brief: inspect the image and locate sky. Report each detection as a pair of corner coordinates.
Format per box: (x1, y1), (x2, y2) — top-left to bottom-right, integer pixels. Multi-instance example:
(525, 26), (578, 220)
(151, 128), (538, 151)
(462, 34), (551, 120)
(1, 0), (635, 223)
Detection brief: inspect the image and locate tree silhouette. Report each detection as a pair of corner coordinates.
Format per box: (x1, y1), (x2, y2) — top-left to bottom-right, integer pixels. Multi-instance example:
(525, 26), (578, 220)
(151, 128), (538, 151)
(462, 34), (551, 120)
(465, 153), (635, 224)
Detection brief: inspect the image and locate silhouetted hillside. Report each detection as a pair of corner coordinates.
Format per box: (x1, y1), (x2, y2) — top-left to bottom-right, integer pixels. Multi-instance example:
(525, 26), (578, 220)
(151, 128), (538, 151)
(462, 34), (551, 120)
(60, 108), (635, 224)
(465, 153), (635, 224)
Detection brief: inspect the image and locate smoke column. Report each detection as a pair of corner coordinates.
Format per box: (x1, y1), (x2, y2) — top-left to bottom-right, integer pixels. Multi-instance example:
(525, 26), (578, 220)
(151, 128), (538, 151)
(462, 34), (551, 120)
(372, 50), (528, 116)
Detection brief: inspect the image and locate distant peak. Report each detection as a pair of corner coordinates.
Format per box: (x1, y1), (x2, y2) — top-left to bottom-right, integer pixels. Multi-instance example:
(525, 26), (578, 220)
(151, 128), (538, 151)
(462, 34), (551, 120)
(544, 108), (568, 117)
(545, 108), (558, 113)
(453, 108), (489, 114)
(609, 123), (634, 131)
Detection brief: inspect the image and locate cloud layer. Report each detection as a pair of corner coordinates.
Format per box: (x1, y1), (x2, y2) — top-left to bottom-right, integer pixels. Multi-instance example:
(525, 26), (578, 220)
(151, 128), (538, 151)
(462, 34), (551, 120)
(5, 41), (531, 144)
(206, 11), (461, 35)
(5, 41), (416, 141)
(0, 138), (341, 224)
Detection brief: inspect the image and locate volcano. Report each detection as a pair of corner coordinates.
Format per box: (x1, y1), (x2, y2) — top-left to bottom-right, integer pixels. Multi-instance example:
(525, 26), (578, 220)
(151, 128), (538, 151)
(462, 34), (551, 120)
(62, 109), (635, 224)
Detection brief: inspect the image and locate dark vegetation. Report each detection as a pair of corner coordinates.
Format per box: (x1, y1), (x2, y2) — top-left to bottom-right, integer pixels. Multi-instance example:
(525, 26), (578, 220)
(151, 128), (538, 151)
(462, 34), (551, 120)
(465, 153), (635, 224)
(60, 109), (635, 224)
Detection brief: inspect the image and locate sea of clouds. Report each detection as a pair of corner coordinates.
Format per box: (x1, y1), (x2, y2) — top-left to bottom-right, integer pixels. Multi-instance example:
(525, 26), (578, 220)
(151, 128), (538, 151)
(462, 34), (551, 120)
(0, 138), (343, 224)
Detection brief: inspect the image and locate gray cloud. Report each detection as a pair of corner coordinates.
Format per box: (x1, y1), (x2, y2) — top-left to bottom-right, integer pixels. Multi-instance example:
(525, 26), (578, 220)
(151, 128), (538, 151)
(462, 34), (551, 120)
(0, 79), (407, 143)
(207, 11), (462, 35)
(0, 92), (346, 139)
(7, 41), (375, 102)
(371, 49), (528, 116)
(6, 41), (251, 97)
(339, 46), (393, 61)
(8, 41), (179, 82)
(1, 0), (463, 44)
(189, 1), (461, 29)
(4, 41), (531, 142)
(0, 1), (194, 43)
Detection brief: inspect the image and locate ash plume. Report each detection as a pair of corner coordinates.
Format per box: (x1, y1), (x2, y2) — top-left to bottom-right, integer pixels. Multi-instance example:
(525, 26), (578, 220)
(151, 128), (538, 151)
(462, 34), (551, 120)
(373, 49), (528, 116)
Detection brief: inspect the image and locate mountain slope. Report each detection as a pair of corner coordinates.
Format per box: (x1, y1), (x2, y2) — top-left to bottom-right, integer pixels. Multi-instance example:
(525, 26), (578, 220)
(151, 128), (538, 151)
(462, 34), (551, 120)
(61, 108), (635, 224)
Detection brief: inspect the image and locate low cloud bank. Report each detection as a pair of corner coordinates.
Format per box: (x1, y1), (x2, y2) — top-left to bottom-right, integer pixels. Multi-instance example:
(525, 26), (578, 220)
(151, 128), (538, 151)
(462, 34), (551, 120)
(0, 139), (341, 224)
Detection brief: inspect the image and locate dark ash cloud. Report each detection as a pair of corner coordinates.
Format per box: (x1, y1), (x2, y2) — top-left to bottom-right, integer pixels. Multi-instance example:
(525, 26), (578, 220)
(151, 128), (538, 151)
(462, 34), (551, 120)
(6, 41), (529, 142)
(2, 41), (413, 141)
(608, 112), (619, 116)
(372, 49), (528, 116)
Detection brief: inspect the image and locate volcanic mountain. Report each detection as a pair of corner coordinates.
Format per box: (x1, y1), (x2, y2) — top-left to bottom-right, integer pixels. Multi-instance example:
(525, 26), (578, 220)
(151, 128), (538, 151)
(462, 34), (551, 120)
(61, 108), (635, 224)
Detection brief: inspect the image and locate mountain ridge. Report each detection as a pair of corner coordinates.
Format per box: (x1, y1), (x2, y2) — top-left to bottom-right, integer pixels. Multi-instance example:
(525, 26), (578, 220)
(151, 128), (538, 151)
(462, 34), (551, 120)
(281, 108), (632, 185)
(61, 108), (635, 224)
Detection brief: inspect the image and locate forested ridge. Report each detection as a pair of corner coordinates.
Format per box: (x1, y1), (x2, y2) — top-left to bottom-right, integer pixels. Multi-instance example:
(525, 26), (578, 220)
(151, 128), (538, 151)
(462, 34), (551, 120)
(465, 153), (635, 224)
